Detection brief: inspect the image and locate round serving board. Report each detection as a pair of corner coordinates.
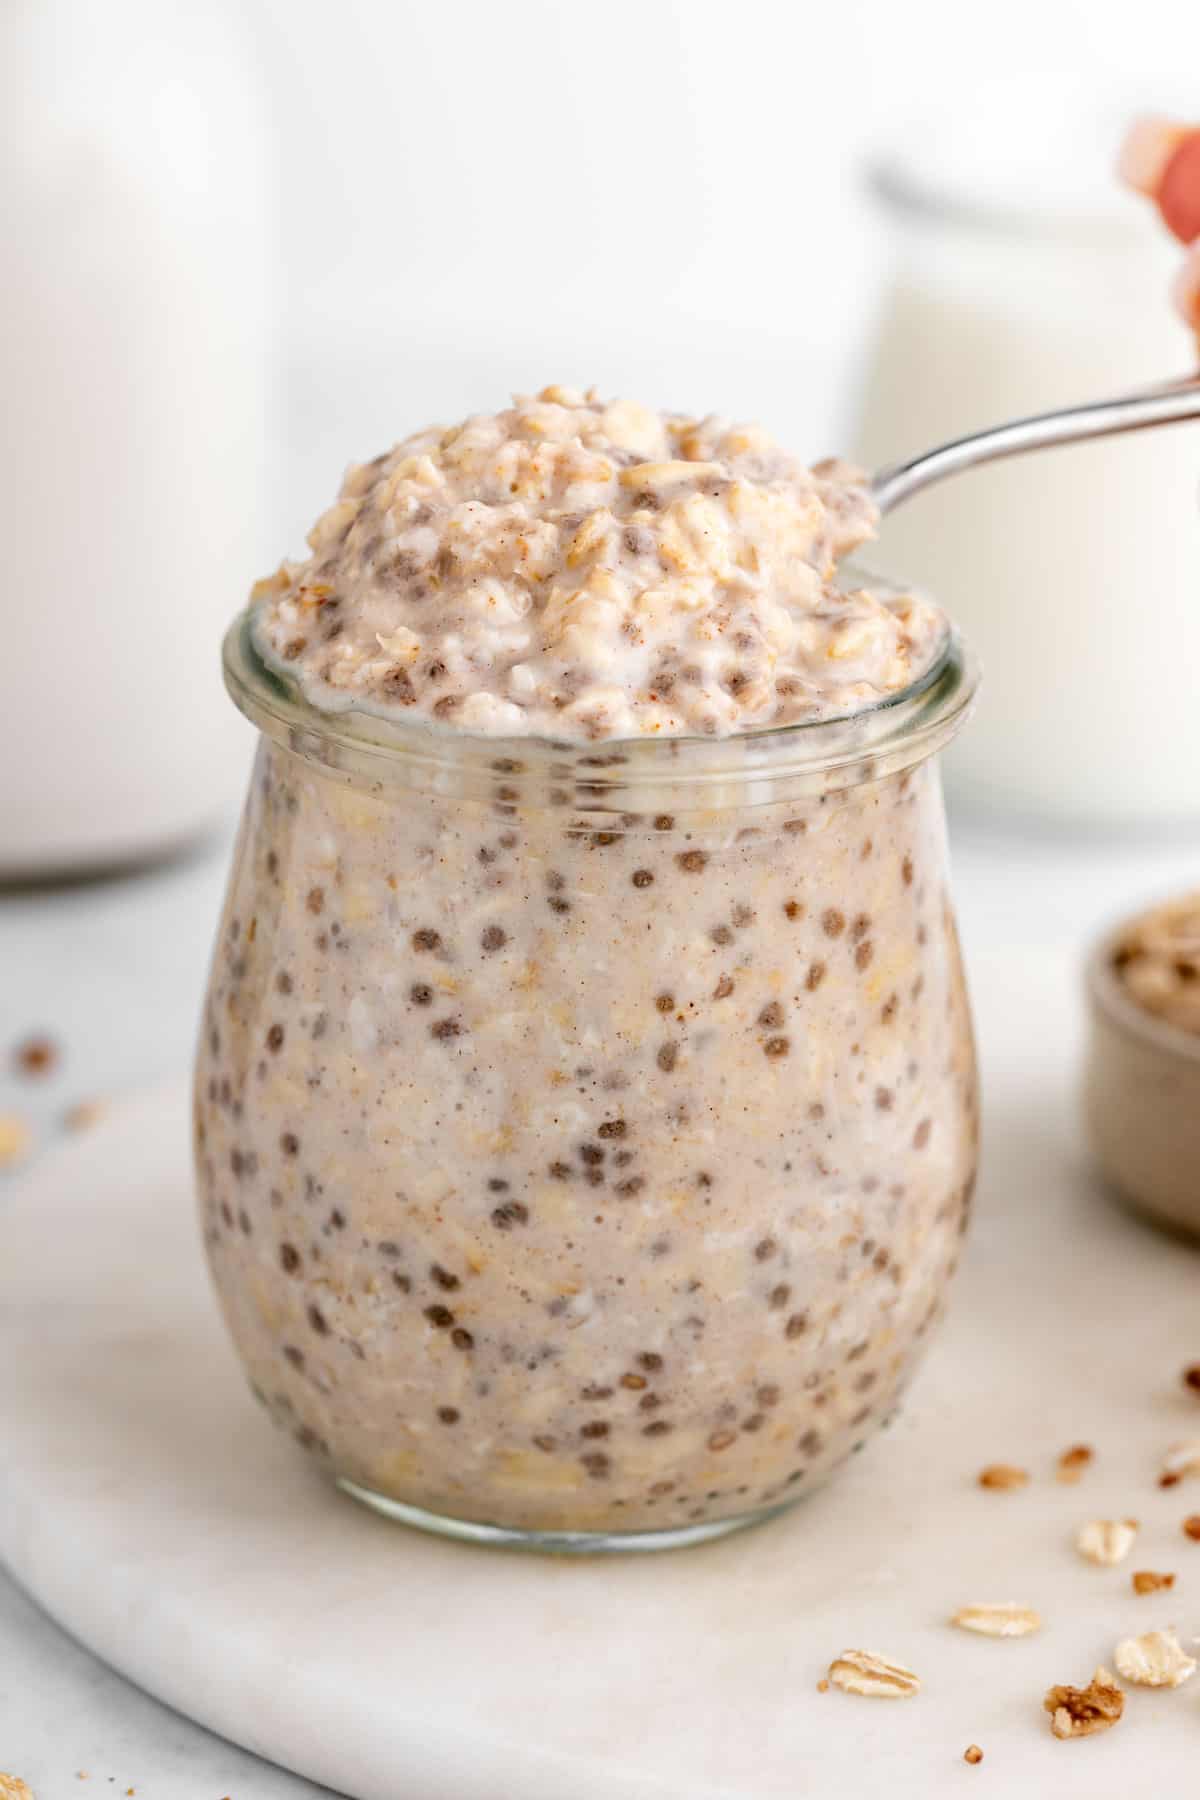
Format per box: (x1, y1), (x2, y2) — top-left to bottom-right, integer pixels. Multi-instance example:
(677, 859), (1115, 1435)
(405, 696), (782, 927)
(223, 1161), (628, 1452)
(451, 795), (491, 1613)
(2, 950), (1197, 1798)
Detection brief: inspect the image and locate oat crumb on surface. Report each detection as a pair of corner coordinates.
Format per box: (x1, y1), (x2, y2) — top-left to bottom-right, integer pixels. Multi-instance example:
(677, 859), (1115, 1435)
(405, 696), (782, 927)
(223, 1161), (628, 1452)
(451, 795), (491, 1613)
(1183, 1514), (1200, 1539)
(1159, 1441), (1200, 1487)
(1113, 1628), (1197, 1688)
(977, 1463), (1029, 1491)
(1055, 1444), (1094, 1484)
(1076, 1518), (1137, 1565)
(816, 1677), (829, 1692)
(828, 1648), (921, 1697)
(964, 1745), (984, 1765)
(64, 1097), (106, 1133)
(0, 1114), (32, 1169)
(1183, 1363), (1200, 1394)
(1043, 1667), (1125, 1739)
(0, 1775), (34, 1800)
(951, 1602), (1041, 1638)
(1132, 1569), (1176, 1593)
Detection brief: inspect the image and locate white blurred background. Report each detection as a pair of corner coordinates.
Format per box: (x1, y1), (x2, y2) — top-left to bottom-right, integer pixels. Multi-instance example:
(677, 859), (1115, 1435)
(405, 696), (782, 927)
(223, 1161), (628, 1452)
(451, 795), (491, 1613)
(264, 0), (1199, 527)
(4, 0), (1200, 873)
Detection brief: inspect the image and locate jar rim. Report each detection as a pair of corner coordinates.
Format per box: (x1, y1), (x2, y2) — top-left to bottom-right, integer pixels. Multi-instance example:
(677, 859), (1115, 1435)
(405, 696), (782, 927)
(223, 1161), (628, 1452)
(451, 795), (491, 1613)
(223, 594), (978, 803)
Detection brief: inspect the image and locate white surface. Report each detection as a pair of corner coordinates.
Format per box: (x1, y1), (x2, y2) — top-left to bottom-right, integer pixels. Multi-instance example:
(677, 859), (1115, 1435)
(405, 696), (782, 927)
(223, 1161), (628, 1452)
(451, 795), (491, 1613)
(0, 1570), (334, 1800)
(4, 824), (1200, 1798)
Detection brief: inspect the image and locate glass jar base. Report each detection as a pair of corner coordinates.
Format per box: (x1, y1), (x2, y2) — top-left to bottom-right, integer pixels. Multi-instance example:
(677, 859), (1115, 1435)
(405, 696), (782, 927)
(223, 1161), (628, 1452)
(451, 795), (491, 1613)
(336, 1476), (796, 1554)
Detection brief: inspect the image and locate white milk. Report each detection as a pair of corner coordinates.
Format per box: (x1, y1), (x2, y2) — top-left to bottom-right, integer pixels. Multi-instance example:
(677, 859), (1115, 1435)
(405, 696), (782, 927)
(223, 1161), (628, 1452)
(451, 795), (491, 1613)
(0, 2), (273, 875)
(854, 84), (1200, 830)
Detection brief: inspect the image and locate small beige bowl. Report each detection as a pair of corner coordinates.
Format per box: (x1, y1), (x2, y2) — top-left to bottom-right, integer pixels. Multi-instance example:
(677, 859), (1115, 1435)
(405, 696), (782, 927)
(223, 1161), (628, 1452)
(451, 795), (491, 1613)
(1084, 922), (1200, 1237)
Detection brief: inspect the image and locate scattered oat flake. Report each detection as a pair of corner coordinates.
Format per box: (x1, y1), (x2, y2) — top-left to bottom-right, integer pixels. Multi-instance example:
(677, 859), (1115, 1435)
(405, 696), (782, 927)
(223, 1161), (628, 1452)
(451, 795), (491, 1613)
(1076, 1518), (1137, 1565)
(1114, 1629), (1197, 1688)
(1182, 1364), (1200, 1394)
(964, 1745), (984, 1765)
(1043, 1667), (1125, 1739)
(64, 1097), (106, 1132)
(13, 1033), (57, 1077)
(0, 1776), (34, 1800)
(978, 1463), (1029, 1491)
(828, 1649), (921, 1698)
(0, 1113), (31, 1169)
(952, 1602), (1041, 1638)
(1160, 1441), (1200, 1487)
(816, 1677), (829, 1692)
(1132, 1569), (1175, 1594)
(1056, 1444), (1094, 1484)
(1183, 1515), (1200, 1540)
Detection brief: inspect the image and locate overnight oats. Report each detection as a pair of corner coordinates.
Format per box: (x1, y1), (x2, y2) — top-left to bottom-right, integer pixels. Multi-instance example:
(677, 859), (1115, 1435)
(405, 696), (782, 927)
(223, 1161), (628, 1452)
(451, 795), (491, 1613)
(195, 388), (980, 1549)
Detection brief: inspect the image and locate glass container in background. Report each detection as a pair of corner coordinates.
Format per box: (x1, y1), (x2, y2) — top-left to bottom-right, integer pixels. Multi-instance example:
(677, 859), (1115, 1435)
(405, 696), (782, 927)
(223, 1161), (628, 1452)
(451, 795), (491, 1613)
(853, 82), (1199, 831)
(0, 1), (273, 876)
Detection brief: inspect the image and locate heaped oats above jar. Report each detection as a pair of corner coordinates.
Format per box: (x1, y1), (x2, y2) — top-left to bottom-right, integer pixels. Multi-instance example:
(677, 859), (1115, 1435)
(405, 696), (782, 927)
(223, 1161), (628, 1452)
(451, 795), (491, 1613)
(252, 386), (944, 740)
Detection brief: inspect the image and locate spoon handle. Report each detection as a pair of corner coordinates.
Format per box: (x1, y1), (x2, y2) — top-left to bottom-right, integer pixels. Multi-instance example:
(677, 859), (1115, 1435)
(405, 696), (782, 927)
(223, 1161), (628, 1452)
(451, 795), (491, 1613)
(870, 371), (1200, 515)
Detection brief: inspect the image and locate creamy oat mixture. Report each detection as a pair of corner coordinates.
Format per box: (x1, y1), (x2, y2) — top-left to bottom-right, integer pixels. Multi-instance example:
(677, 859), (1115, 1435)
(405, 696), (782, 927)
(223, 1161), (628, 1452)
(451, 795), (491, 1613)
(252, 387), (942, 740)
(196, 747), (976, 1534)
(1112, 894), (1200, 1034)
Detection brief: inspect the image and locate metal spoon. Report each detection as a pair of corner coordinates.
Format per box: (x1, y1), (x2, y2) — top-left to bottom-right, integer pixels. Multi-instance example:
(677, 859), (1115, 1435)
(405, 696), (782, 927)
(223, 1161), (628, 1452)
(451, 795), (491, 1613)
(870, 371), (1200, 515)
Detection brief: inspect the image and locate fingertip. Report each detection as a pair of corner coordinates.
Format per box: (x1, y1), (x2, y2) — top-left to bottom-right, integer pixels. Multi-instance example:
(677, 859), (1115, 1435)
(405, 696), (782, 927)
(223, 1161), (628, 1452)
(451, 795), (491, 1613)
(1159, 133), (1200, 244)
(1117, 115), (1190, 196)
(1169, 240), (1200, 332)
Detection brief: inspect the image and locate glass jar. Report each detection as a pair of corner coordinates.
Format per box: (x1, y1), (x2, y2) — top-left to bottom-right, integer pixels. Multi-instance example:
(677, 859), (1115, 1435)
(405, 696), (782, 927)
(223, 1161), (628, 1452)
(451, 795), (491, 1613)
(195, 603), (979, 1552)
(852, 83), (1197, 830)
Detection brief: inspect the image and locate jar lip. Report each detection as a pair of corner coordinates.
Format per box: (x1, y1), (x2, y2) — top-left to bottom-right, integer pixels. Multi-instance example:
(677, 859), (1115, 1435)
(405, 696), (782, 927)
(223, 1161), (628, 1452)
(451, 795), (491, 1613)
(223, 591), (978, 794)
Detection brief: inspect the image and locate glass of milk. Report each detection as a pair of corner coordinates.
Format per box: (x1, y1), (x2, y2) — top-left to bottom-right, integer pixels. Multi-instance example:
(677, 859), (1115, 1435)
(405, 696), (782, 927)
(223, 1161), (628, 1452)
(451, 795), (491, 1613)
(853, 79), (1200, 832)
(0, 1), (273, 877)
